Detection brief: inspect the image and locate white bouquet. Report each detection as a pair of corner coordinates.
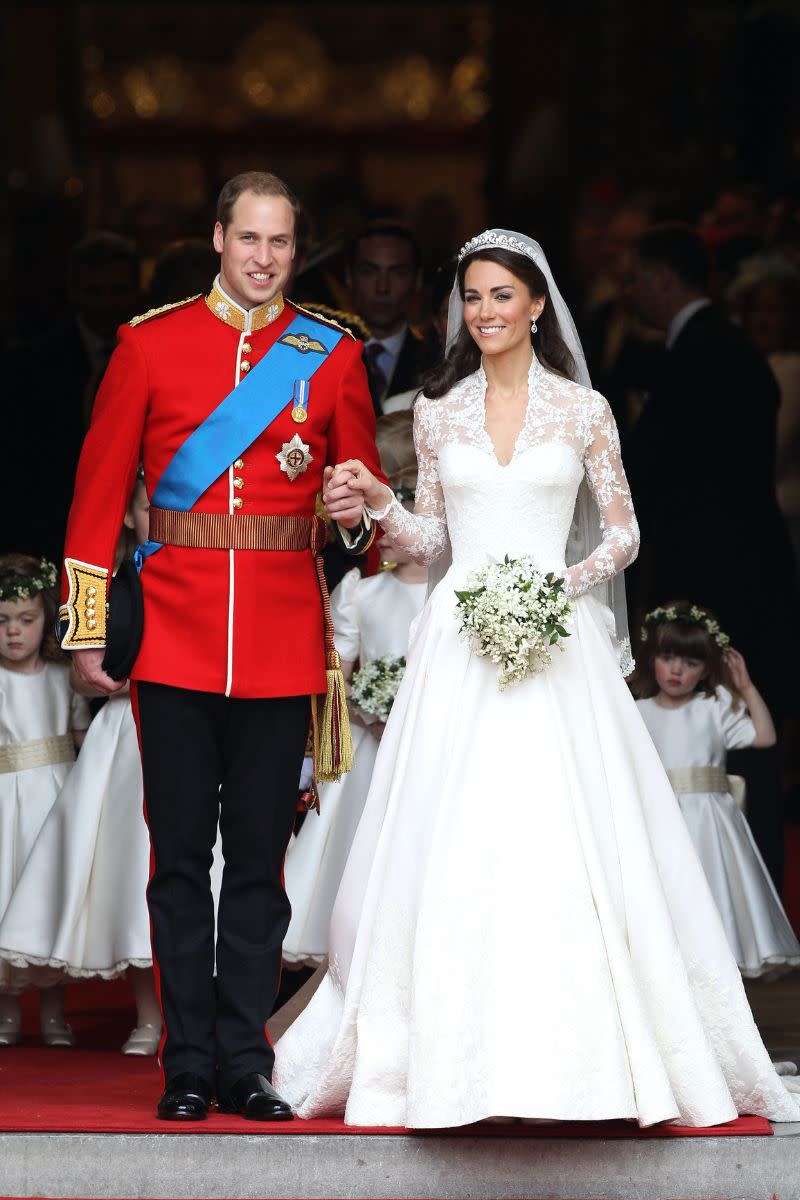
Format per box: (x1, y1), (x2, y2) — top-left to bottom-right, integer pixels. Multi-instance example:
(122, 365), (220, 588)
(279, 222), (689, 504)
(349, 655), (406, 722)
(455, 556), (574, 690)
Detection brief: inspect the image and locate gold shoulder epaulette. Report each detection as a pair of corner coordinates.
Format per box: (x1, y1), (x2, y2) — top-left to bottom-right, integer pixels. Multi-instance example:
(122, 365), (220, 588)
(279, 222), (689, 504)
(289, 300), (358, 341)
(129, 294), (201, 328)
(299, 303), (370, 340)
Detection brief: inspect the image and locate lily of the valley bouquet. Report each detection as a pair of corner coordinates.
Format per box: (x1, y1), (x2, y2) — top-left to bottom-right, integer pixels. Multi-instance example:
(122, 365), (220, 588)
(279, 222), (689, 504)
(350, 656), (406, 722)
(455, 556), (574, 690)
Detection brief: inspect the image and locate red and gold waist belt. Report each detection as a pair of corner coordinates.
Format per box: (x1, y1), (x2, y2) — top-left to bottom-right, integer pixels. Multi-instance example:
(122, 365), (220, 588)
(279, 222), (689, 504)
(148, 507), (316, 552)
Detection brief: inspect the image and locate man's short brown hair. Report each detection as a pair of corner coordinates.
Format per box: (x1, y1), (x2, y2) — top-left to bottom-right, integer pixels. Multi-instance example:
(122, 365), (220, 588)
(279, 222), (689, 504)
(216, 172), (301, 233)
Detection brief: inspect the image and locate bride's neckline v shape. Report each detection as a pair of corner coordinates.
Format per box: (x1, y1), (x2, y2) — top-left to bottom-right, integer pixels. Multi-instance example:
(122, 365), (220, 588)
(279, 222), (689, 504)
(482, 398), (529, 468)
(478, 357), (539, 468)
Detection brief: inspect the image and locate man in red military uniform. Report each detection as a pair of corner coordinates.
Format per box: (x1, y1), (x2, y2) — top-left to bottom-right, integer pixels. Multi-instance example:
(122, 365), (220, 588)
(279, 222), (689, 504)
(61, 172), (383, 1120)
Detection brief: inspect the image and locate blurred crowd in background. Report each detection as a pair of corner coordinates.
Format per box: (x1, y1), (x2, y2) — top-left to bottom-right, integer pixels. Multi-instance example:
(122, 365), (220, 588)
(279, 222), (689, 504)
(4, 176), (798, 578)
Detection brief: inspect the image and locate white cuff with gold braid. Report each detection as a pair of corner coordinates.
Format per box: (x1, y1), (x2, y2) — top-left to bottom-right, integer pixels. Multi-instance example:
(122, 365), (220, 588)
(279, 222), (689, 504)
(59, 558), (108, 650)
(338, 513), (374, 553)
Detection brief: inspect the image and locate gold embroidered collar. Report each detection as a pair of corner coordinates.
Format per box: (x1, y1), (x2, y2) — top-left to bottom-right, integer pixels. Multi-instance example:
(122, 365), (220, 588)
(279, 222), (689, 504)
(206, 277), (285, 333)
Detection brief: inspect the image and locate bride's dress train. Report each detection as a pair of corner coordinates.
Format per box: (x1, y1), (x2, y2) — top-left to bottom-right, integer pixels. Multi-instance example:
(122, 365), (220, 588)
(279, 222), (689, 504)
(273, 362), (800, 1128)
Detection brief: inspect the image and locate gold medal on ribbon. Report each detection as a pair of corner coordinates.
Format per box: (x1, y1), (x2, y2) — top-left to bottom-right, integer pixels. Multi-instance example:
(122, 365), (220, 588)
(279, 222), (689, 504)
(291, 378), (309, 424)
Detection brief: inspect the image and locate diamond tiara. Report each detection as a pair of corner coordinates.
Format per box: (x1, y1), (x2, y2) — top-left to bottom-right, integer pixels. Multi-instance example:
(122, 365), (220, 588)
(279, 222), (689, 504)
(458, 231), (538, 264)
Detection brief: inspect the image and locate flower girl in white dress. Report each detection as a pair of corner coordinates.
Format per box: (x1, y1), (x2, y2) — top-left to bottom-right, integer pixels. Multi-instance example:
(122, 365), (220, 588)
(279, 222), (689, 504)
(0, 478), (162, 1054)
(272, 230), (800, 1129)
(0, 555), (90, 1047)
(283, 418), (427, 966)
(633, 603), (800, 979)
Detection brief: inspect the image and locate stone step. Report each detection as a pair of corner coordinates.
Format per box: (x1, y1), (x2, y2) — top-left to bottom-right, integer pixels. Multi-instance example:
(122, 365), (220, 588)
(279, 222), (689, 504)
(3, 1127), (800, 1199)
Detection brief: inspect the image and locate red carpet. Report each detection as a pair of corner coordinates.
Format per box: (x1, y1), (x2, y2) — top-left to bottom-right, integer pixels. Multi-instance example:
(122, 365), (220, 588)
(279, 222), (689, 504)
(0, 976), (771, 1138)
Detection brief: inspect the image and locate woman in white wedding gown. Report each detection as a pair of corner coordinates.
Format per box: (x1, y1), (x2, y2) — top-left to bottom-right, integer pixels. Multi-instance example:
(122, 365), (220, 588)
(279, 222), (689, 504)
(272, 230), (800, 1129)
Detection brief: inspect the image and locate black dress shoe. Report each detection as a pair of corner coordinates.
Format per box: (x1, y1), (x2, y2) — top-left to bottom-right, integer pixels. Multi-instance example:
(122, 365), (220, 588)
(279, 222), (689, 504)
(218, 1072), (294, 1121)
(157, 1072), (213, 1121)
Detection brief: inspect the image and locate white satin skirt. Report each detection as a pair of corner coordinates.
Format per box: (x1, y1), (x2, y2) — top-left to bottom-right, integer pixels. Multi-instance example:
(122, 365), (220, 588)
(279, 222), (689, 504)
(0, 758), (75, 993)
(283, 722), (379, 966)
(273, 584), (800, 1128)
(678, 789), (800, 978)
(0, 696), (152, 991)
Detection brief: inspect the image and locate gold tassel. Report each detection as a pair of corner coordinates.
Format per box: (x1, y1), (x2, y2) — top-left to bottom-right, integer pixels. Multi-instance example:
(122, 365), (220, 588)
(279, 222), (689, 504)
(315, 648), (354, 782)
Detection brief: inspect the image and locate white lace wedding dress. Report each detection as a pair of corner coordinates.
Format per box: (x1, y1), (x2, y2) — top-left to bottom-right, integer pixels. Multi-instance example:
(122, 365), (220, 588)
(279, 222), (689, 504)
(273, 356), (800, 1128)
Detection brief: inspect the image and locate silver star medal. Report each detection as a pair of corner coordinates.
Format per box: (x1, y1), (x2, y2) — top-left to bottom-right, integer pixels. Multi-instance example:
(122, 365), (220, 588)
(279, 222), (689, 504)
(276, 432), (312, 482)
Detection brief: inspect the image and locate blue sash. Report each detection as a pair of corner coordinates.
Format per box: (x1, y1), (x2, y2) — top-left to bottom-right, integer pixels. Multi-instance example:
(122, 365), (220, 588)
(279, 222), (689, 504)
(135, 312), (343, 567)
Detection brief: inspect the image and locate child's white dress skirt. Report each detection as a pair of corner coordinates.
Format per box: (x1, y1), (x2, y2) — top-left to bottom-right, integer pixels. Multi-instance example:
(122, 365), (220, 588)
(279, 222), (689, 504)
(638, 691), (800, 978)
(0, 693), (152, 990)
(0, 662), (90, 992)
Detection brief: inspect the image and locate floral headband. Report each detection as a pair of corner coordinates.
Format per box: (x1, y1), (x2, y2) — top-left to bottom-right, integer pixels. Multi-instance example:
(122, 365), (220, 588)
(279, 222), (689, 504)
(0, 558), (58, 603)
(641, 605), (730, 651)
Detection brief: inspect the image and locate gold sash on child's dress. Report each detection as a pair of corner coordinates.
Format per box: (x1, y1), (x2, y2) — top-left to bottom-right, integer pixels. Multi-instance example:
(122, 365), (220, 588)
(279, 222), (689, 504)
(666, 766), (729, 794)
(0, 734), (75, 774)
(666, 765), (747, 815)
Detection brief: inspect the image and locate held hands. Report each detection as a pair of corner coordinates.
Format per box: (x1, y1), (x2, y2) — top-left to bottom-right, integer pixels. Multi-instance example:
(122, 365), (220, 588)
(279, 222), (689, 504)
(322, 460), (391, 528)
(72, 647), (126, 695)
(725, 647), (752, 693)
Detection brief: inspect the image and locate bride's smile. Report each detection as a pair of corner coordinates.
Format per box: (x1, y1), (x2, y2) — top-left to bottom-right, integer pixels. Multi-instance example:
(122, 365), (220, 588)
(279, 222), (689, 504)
(463, 260), (542, 357)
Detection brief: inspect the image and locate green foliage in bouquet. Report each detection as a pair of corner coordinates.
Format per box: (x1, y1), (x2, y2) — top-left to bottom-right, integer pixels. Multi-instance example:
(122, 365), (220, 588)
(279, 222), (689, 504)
(350, 655), (407, 722)
(455, 555), (574, 689)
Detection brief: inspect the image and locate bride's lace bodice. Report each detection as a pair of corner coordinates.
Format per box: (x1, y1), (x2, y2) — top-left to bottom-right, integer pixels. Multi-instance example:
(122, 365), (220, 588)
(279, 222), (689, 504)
(370, 357), (640, 596)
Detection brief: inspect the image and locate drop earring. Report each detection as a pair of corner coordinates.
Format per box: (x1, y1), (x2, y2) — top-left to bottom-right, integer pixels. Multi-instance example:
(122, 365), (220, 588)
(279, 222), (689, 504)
(530, 317), (538, 334)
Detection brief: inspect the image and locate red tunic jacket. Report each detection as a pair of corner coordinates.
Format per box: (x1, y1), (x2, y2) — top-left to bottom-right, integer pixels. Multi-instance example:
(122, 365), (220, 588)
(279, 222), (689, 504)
(60, 283), (382, 699)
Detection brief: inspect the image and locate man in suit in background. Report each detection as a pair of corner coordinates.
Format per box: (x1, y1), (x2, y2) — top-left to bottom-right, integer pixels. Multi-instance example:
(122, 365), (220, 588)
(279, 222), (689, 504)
(625, 222), (799, 890)
(3, 233), (141, 559)
(346, 223), (438, 414)
(147, 238), (219, 308)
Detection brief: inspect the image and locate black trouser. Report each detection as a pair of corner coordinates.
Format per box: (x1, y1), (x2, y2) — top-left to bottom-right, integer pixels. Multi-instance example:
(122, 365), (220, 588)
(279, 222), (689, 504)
(132, 682), (308, 1094)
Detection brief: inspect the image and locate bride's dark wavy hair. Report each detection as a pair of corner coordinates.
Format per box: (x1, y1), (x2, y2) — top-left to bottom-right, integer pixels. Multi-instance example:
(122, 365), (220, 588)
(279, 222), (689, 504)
(423, 248), (578, 399)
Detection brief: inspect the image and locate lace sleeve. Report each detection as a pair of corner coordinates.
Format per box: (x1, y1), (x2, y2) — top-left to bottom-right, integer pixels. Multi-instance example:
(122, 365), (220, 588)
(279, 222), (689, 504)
(365, 395), (448, 565)
(563, 395), (640, 599)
